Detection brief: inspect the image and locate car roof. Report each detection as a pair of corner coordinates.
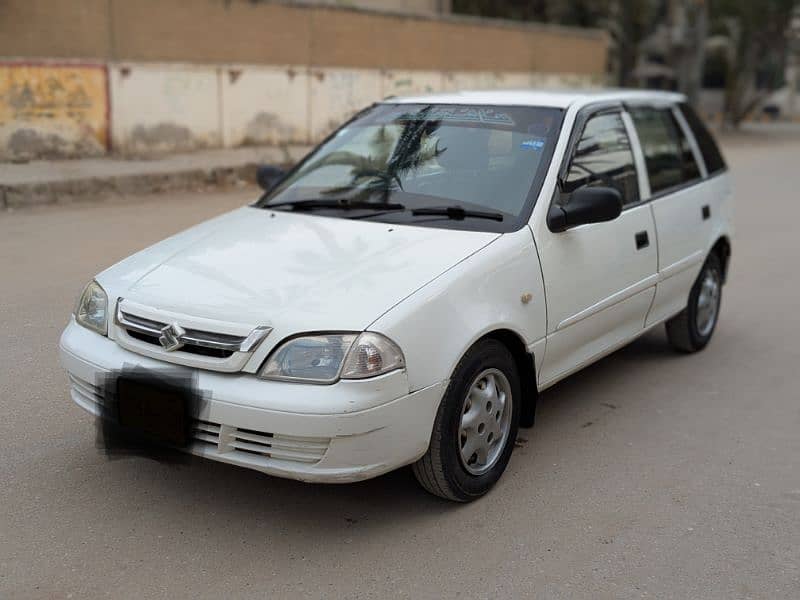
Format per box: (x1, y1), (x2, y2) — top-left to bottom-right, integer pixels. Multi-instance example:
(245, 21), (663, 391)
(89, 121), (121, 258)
(382, 88), (686, 109)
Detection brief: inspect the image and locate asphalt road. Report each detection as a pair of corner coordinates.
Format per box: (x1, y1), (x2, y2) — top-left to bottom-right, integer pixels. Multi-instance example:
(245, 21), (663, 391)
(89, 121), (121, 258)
(2, 131), (800, 599)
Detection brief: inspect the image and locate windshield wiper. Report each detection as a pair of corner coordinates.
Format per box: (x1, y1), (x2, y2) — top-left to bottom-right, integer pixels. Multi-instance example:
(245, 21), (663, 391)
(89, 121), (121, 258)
(411, 206), (504, 222)
(264, 199), (406, 212)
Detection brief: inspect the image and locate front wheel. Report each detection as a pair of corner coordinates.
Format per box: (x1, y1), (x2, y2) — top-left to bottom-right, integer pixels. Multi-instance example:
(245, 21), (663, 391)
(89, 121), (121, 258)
(666, 252), (723, 353)
(412, 339), (520, 502)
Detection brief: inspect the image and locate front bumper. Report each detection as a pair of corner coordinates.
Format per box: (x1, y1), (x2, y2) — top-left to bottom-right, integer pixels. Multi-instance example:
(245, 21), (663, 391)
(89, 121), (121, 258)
(59, 319), (445, 483)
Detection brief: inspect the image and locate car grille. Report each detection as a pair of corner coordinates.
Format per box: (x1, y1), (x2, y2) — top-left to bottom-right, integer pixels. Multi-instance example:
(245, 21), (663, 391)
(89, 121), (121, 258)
(118, 310), (248, 359)
(113, 299), (272, 372)
(125, 328), (234, 358)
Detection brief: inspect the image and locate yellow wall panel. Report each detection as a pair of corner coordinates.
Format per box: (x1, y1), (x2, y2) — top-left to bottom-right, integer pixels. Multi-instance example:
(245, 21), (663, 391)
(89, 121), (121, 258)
(0, 64), (108, 159)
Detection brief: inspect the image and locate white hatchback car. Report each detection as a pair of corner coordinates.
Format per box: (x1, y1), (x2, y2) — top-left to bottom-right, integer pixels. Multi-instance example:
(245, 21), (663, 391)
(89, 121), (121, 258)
(61, 90), (732, 501)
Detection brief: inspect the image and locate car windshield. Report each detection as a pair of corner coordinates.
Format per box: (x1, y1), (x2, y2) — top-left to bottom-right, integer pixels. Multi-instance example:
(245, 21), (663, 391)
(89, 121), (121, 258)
(257, 103), (563, 232)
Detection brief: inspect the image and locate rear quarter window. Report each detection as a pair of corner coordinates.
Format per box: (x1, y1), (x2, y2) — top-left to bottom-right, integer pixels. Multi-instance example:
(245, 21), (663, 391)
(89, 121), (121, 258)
(678, 103), (727, 175)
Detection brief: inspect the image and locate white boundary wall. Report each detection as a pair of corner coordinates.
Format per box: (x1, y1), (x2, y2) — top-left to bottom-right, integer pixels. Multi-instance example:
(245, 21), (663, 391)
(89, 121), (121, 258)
(109, 62), (602, 154)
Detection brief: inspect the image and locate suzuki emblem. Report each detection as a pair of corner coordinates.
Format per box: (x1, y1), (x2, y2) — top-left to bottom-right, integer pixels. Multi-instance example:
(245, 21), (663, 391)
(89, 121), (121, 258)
(158, 322), (186, 352)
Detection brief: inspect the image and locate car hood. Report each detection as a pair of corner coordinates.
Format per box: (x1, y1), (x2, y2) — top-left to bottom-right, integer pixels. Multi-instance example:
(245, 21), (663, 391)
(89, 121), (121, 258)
(99, 206), (499, 332)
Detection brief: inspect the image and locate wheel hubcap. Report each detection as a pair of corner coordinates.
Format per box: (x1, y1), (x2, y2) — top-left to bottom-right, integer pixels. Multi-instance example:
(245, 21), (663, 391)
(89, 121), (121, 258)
(696, 268), (721, 337)
(458, 369), (512, 475)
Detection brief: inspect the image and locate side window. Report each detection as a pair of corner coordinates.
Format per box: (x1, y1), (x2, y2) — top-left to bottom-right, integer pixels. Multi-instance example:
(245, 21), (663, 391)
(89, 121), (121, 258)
(561, 112), (640, 207)
(672, 112), (702, 182)
(629, 107), (700, 194)
(678, 102), (726, 175)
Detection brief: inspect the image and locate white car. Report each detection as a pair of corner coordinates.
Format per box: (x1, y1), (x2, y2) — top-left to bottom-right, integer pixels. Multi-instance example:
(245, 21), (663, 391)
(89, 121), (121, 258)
(60, 90), (732, 501)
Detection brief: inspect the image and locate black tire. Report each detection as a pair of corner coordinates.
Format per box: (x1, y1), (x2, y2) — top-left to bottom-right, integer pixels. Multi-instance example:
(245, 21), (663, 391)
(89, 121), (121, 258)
(666, 252), (723, 353)
(412, 339), (520, 502)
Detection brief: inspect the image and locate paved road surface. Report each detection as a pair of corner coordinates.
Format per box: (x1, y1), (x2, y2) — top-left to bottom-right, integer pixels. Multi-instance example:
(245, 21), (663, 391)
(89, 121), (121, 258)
(2, 132), (799, 599)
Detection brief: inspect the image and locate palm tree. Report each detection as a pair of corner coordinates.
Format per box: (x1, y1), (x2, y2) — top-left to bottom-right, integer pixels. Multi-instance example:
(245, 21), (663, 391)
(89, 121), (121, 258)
(302, 107), (447, 202)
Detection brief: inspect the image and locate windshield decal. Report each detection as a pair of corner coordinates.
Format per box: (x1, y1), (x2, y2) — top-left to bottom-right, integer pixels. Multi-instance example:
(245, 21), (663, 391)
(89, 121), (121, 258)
(398, 107), (516, 127)
(520, 138), (546, 151)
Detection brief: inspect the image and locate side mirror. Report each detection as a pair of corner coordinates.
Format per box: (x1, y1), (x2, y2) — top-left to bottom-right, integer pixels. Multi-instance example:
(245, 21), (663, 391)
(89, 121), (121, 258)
(547, 186), (623, 232)
(256, 165), (286, 191)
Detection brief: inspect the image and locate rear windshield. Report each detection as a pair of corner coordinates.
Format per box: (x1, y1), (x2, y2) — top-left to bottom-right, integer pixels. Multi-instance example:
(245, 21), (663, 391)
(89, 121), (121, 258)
(678, 103), (726, 175)
(259, 103), (563, 232)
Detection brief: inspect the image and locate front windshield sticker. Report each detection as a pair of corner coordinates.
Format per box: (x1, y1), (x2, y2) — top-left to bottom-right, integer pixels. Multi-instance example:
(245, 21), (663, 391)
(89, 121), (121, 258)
(520, 138), (546, 151)
(398, 106), (516, 127)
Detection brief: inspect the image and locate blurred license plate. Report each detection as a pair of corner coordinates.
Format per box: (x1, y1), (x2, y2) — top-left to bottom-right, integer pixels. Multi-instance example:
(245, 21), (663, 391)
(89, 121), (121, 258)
(117, 377), (188, 446)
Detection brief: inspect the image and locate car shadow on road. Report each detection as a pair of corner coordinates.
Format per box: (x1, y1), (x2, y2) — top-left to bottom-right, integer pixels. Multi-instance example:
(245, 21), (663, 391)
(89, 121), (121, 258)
(91, 445), (455, 539)
(533, 327), (682, 421)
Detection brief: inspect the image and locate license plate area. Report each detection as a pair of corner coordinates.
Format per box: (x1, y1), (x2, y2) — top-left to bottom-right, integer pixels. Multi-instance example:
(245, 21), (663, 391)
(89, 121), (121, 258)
(116, 376), (190, 447)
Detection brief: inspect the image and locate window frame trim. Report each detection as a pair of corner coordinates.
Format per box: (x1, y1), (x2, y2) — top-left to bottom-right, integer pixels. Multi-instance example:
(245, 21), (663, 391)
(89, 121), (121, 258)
(671, 105), (709, 179)
(548, 99), (729, 232)
(556, 101), (625, 184)
(620, 109), (652, 204)
(623, 101), (710, 202)
(677, 102), (728, 176)
(548, 101), (646, 231)
(624, 101), (708, 199)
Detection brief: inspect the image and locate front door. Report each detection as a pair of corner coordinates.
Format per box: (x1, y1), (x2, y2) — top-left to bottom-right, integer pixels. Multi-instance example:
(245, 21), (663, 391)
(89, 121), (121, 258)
(537, 108), (658, 387)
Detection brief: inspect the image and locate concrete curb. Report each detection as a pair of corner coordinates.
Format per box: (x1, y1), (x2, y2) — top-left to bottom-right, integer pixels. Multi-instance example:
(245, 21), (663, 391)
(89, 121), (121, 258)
(1, 164), (255, 209)
(0, 145), (310, 209)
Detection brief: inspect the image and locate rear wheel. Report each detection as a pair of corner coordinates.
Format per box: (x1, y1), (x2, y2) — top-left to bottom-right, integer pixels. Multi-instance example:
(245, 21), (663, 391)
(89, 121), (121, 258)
(666, 253), (723, 353)
(412, 339), (520, 502)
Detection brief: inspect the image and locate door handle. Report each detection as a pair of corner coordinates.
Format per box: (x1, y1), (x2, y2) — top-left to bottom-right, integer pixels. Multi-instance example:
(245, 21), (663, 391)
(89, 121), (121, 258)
(635, 231), (649, 250)
(702, 205), (711, 220)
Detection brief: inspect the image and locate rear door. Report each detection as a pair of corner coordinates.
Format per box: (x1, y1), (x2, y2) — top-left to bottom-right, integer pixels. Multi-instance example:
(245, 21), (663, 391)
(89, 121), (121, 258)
(627, 104), (724, 326)
(537, 106), (658, 387)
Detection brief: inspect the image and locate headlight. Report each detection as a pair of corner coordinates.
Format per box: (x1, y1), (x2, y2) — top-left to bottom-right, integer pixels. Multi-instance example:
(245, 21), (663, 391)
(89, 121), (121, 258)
(74, 280), (108, 335)
(259, 332), (404, 383)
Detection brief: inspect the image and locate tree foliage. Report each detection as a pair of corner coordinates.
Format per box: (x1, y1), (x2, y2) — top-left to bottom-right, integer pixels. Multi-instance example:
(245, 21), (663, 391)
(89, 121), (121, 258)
(453, 0), (799, 125)
(452, 0), (610, 27)
(709, 0), (798, 124)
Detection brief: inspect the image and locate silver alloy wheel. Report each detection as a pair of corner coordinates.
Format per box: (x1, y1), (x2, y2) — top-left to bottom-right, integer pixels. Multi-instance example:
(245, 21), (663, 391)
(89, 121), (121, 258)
(696, 267), (721, 337)
(458, 368), (513, 475)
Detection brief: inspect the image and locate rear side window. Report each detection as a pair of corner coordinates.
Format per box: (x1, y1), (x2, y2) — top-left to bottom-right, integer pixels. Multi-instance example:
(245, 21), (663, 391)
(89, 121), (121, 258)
(561, 111), (640, 207)
(671, 114), (702, 182)
(678, 103), (726, 175)
(629, 107), (701, 194)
